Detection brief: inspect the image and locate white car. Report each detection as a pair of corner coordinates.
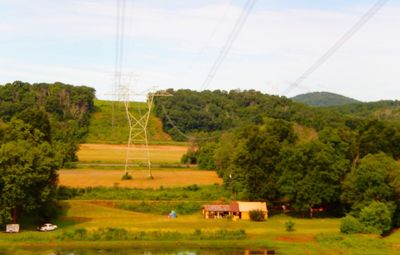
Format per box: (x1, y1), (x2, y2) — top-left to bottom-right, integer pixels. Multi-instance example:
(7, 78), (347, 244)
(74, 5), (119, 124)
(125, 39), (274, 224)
(37, 223), (58, 232)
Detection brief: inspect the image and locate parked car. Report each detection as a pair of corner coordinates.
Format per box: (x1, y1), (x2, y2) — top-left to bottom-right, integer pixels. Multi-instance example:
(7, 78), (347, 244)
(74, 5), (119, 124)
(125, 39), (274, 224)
(37, 223), (58, 232)
(5, 224), (20, 233)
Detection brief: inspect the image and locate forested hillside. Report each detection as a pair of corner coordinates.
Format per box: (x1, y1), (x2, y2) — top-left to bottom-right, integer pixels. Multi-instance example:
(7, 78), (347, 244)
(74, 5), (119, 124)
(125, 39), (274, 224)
(0, 81), (96, 224)
(0, 81), (95, 165)
(155, 89), (400, 140)
(154, 89), (347, 140)
(156, 89), (400, 234)
(332, 100), (400, 121)
(292, 92), (360, 107)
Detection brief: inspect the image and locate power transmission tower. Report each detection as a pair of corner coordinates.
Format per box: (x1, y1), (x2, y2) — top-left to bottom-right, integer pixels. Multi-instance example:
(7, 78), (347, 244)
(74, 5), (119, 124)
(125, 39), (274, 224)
(123, 89), (171, 179)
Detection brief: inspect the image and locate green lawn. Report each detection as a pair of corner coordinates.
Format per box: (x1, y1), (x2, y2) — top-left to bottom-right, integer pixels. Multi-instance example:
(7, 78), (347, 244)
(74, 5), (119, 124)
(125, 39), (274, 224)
(1, 200), (399, 254)
(85, 100), (172, 144)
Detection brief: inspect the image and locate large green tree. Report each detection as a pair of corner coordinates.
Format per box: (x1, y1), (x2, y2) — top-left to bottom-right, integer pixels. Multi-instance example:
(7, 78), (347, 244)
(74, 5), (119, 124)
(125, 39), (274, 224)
(226, 120), (297, 200)
(278, 140), (350, 214)
(0, 120), (59, 225)
(341, 153), (400, 212)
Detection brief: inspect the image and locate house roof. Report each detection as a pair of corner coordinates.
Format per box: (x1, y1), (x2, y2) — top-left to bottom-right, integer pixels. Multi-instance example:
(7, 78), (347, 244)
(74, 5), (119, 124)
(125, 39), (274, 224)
(229, 202), (240, 212)
(203, 202), (268, 213)
(237, 202), (267, 212)
(203, 205), (231, 212)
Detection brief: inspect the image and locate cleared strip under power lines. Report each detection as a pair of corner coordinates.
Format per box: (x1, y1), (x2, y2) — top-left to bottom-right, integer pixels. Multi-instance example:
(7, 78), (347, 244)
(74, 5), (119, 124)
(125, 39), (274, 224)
(282, 0), (389, 96)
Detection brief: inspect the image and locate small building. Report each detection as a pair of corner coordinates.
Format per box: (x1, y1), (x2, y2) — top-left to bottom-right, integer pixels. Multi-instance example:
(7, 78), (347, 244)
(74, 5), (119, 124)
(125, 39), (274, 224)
(202, 204), (231, 219)
(202, 201), (268, 220)
(231, 201), (268, 220)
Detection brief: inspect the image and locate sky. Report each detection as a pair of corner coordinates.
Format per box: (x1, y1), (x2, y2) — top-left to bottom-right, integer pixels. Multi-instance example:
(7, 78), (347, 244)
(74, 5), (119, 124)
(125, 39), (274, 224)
(0, 0), (398, 102)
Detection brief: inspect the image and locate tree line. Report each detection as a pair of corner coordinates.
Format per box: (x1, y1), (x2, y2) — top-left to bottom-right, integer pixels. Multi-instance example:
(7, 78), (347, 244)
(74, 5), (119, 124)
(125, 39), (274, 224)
(161, 89), (400, 234)
(0, 81), (95, 225)
(155, 89), (400, 141)
(0, 81), (95, 165)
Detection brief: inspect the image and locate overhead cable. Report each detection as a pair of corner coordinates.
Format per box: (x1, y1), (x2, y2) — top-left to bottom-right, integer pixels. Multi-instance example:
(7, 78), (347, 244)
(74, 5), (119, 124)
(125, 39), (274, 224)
(200, 0), (257, 90)
(282, 0), (389, 95)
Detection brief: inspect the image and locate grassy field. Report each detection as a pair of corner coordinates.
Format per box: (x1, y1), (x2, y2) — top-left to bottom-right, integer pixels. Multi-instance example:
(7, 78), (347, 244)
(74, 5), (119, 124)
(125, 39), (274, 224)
(4, 139), (400, 254)
(85, 100), (172, 144)
(59, 169), (222, 188)
(1, 200), (399, 254)
(77, 143), (188, 164)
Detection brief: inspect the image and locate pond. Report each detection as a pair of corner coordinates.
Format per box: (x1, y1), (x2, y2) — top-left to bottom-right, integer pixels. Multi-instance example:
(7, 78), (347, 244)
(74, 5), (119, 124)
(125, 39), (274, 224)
(0, 247), (277, 255)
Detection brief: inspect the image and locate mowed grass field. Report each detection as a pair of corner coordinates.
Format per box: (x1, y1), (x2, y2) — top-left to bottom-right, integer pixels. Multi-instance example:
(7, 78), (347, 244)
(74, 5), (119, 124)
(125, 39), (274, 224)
(6, 144), (400, 254)
(60, 200), (340, 237)
(59, 169), (222, 188)
(77, 143), (187, 164)
(2, 200), (399, 254)
(60, 143), (220, 188)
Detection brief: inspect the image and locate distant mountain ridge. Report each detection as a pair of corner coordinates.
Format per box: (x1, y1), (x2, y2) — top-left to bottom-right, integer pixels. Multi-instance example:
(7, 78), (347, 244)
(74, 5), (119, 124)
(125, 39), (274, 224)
(292, 92), (360, 107)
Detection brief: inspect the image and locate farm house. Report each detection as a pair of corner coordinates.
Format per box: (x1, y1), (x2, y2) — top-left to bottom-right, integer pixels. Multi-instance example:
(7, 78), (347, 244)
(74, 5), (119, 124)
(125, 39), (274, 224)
(202, 202), (268, 220)
(202, 205), (231, 219)
(230, 201), (268, 220)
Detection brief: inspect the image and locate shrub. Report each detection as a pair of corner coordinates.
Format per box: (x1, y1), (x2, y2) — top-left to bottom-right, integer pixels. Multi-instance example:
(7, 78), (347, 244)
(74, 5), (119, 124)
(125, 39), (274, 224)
(181, 150), (198, 164)
(285, 220), (295, 232)
(249, 210), (265, 221)
(340, 215), (364, 234)
(63, 162), (77, 169)
(57, 186), (85, 199)
(183, 184), (200, 191)
(121, 173), (132, 180)
(359, 201), (392, 235)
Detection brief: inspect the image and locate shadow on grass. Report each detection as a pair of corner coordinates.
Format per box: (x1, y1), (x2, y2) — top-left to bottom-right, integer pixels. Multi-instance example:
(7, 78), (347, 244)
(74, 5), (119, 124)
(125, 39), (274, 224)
(18, 202), (92, 231)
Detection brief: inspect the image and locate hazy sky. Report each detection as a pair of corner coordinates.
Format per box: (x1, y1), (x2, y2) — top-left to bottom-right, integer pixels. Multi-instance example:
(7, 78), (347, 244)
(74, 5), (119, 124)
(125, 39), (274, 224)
(0, 0), (398, 101)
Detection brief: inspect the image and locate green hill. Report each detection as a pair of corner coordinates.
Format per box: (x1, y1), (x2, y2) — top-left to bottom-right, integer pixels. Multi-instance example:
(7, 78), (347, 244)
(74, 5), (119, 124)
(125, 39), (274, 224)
(85, 100), (172, 144)
(292, 92), (360, 107)
(87, 92), (400, 144)
(332, 100), (400, 122)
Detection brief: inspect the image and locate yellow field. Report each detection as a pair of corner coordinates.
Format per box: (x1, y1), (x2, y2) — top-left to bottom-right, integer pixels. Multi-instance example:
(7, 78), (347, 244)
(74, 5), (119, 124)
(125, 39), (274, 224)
(77, 143), (188, 164)
(61, 143), (221, 188)
(59, 169), (222, 188)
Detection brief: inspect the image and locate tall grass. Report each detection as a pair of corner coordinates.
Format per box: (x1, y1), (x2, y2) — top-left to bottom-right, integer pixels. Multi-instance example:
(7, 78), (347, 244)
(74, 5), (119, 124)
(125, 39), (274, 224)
(117, 201), (201, 215)
(57, 184), (231, 201)
(58, 228), (246, 241)
(316, 233), (390, 254)
(85, 100), (172, 144)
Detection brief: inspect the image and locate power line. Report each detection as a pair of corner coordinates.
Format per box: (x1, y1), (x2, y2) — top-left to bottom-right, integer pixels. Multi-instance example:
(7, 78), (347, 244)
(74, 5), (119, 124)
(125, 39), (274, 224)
(200, 0), (257, 90)
(282, 0), (389, 96)
(112, 0), (127, 132)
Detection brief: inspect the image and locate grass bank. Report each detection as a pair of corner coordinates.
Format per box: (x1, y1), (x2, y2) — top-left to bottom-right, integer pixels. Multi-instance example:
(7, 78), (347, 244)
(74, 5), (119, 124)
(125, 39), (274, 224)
(85, 100), (172, 144)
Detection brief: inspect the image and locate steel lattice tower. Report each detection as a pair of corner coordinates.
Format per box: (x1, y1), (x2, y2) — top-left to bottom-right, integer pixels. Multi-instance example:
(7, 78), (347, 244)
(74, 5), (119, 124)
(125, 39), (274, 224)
(122, 89), (171, 179)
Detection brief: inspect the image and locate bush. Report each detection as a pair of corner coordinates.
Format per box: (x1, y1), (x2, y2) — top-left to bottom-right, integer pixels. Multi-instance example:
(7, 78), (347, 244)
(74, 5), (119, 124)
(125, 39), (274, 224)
(181, 149), (198, 164)
(340, 215), (364, 234)
(359, 201), (392, 235)
(121, 173), (132, 180)
(285, 220), (295, 232)
(183, 184), (200, 191)
(249, 210), (265, 221)
(56, 186), (85, 199)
